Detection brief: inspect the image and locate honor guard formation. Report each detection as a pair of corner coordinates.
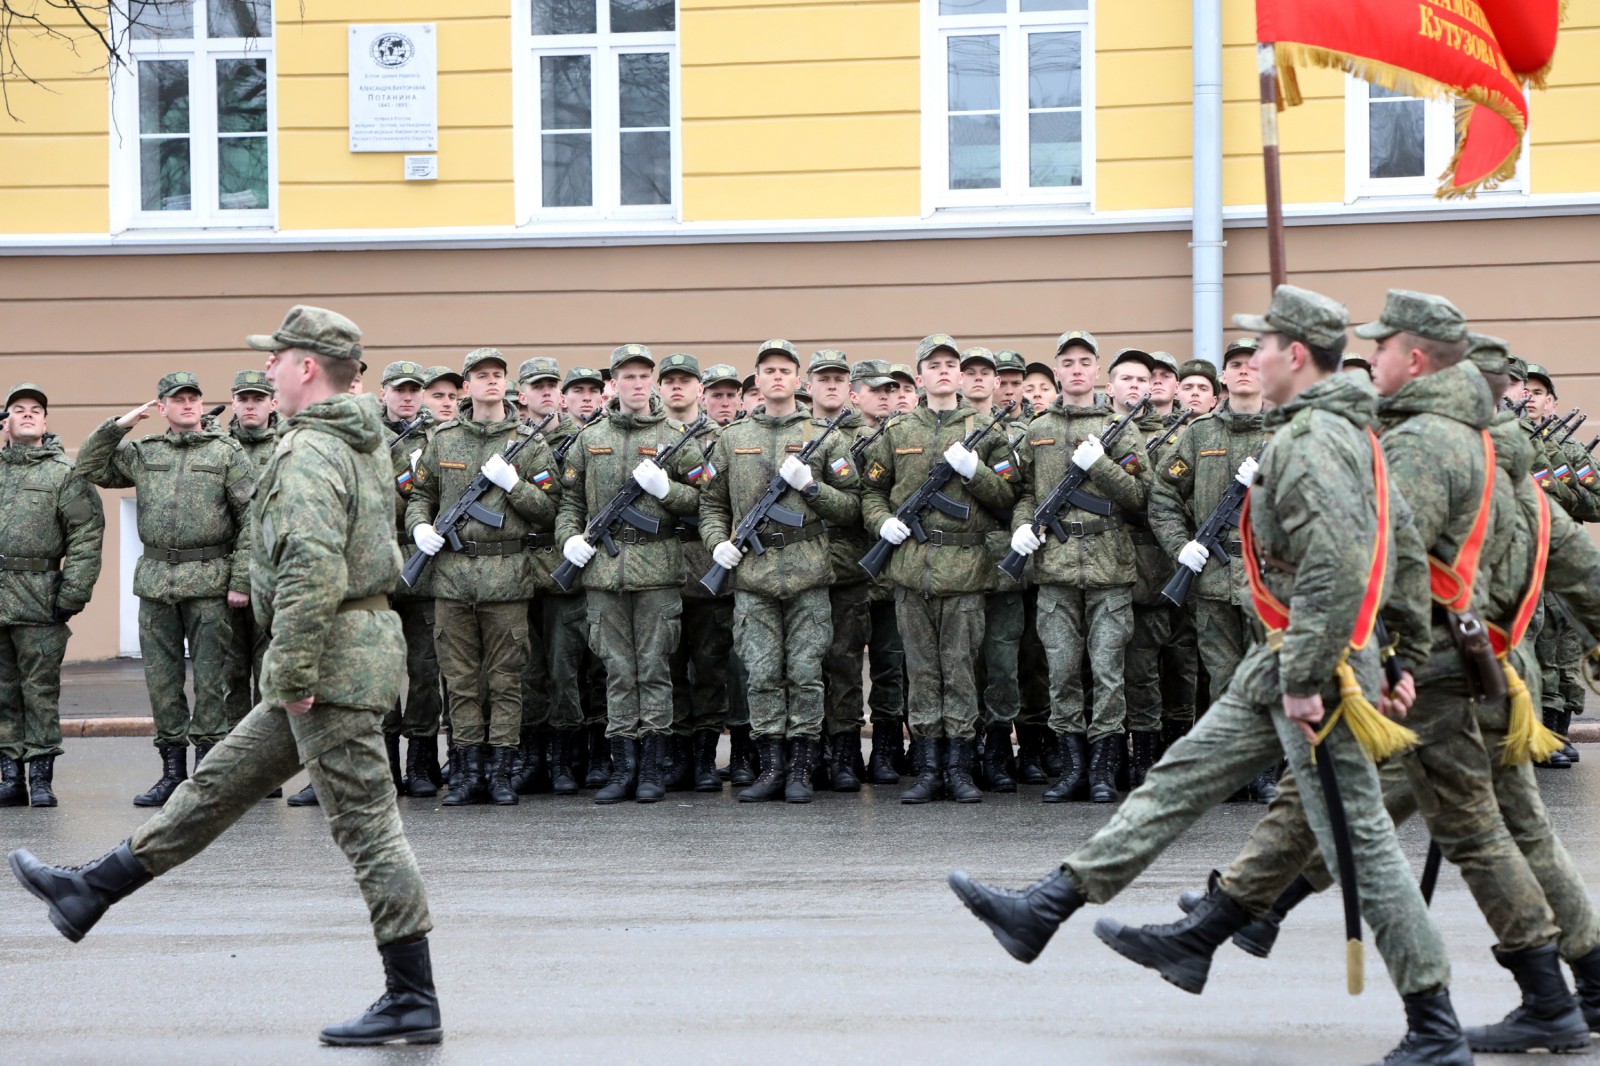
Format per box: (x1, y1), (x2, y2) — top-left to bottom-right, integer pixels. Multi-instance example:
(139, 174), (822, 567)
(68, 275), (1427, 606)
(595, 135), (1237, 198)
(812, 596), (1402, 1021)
(7, 291), (1600, 1059)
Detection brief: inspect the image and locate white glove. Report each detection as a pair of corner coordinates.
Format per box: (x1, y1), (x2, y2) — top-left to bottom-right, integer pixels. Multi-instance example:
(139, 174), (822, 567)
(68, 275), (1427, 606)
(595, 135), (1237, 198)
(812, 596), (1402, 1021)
(408, 447), (422, 472)
(481, 453), (519, 492)
(944, 442), (978, 479)
(563, 535), (596, 568)
(1071, 436), (1105, 471)
(879, 517), (911, 545)
(779, 455), (815, 491)
(1235, 456), (1260, 486)
(1178, 540), (1209, 574)
(633, 459), (670, 500)
(712, 541), (744, 569)
(1011, 525), (1042, 556)
(412, 523), (445, 557)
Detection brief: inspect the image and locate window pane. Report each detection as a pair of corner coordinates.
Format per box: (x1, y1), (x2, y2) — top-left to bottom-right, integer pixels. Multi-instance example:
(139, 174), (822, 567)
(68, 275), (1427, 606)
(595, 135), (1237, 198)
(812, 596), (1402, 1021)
(1028, 32), (1081, 109)
(139, 60), (189, 135)
(540, 55), (591, 130)
(1020, 0), (1088, 9)
(1029, 111), (1081, 187)
(533, 0), (596, 35)
(208, 0), (272, 38)
(1369, 99), (1425, 178)
(619, 52), (669, 128)
(216, 58), (268, 133)
(939, 0), (1004, 14)
(129, 0), (194, 40)
(218, 135), (269, 209)
(611, 0), (674, 33)
(543, 133), (593, 206)
(948, 114), (1000, 189)
(620, 130), (670, 205)
(140, 138), (191, 210)
(947, 36), (999, 113)
(1370, 84), (1413, 101)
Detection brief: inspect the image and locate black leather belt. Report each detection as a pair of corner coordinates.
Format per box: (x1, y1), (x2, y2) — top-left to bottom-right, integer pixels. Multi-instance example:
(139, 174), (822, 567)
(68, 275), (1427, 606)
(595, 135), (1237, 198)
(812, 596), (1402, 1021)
(1059, 516), (1122, 537)
(923, 529), (988, 548)
(0, 555), (61, 573)
(762, 520), (827, 549)
(617, 527), (675, 545)
(456, 539), (526, 558)
(144, 544), (229, 563)
(523, 531), (556, 550)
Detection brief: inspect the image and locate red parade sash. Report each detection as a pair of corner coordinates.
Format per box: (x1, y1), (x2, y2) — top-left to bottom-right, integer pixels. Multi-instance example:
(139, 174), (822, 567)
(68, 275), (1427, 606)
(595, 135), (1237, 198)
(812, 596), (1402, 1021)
(1488, 478), (1551, 657)
(1427, 430), (1496, 613)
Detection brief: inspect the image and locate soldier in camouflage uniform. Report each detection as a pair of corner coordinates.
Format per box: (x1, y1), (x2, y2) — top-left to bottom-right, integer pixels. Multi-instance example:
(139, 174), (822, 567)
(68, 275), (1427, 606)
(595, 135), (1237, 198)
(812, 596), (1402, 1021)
(1006, 332), (1148, 804)
(860, 335), (1013, 805)
(701, 339), (860, 803)
(558, 345), (701, 804)
(9, 306), (442, 1047)
(77, 371), (256, 807)
(222, 370), (277, 744)
(407, 348), (561, 807)
(1176, 358), (1218, 414)
(421, 366), (461, 423)
(0, 384), (104, 808)
(951, 286), (1472, 1066)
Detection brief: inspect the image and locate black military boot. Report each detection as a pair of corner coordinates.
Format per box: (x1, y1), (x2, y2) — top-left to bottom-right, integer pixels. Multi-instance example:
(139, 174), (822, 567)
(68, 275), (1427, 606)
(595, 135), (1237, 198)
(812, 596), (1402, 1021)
(319, 936), (443, 1046)
(445, 738), (463, 794)
(405, 739), (438, 799)
(8, 840), (152, 942)
(1248, 761), (1281, 803)
(1088, 735), (1122, 804)
(692, 730), (722, 792)
(1178, 872), (1315, 959)
(1371, 990), (1474, 1066)
(983, 724), (1016, 793)
(585, 723), (613, 788)
(786, 736), (820, 804)
(512, 728), (550, 795)
(133, 744), (187, 808)
(830, 731), (862, 792)
(194, 742), (215, 767)
(1014, 724), (1048, 785)
(1463, 943), (1590, 1053)
(1042, 734), (1088, 803)
(0, 754), (25, 806)
(422, 735), (445, 789)
(1537, 709), (1572, 769)
(635, 734), (667, 803)
(383, 734), (403, 795)
(726, 725), (756, 787)
(1041, 730), (1064, 778)
(664, 734), (696, 792)
(1093, 873), (1252, 994)
(1567, 945), (1600, 1032)
(867, 725), (901, 785)
(594, 737), (639, 804)
(286, 782), (319, 807)
(1558, 709), (1580, 763)
(1160, 717), (1190, 754)
(899, 737), (944, 804)
(27, 756), (57, 808)
(947, 865), (1084, 964)
(945, 737), (984, 803)
(550, 732), (581, 796)
(442, 745), (488, 806)
(739, 735), (787, 803)
(1127, 730), (1161, 790)
(487, 746), (519, 806)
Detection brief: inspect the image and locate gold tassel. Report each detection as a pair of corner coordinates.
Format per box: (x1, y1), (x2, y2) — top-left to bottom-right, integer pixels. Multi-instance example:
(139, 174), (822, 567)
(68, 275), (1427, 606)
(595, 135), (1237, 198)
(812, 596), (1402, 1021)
(1317, 654), (1419, 762)
(1500, 658), (1564, 765)
(1347, 939), (1365, 996)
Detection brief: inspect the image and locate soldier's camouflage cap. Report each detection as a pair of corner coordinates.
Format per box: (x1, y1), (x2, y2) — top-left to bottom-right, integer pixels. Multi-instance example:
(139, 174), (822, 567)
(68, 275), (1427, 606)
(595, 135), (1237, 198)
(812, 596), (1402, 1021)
(916, 334), (960, 365)
(1525, 362), (1555, 392)
(1464, 332), (1512, 377)
(561, 366), (604, 390)
(658, 352), (700, 380)
(423, 365), (463, 388)
(755, 339), (800, 366)
(1176, 359), (1217, 386)
(993, 349), (1025, 373)
(611, 343), (655, 372)
(246, 305), (363, 362)
(701, 363), (740, 387)
(518, 356), (561, 384)
(462, 347), (509, 375)
(232, 369), (274, 396)
(1055, 329), (1099, 356)
(381, 361), (427, 388)
(959, 346), (996, 369)
(889, 363), (917, 384)
(1024, 361), (1056, 380)
(157, 370), (203, 398)
(1222, 336), (1258, 363)
(1232, 284), (1348, 350)
(4, 382), (47, 410)
(1341, 352), (1373, 371)
(1108, 347), (1156, 373)
(741, 373), (757, 391)
(850, 359), (895, 388)
(1149, 351), (1179, 374)
(808, 349), (850, 373)
(1506, 357), (1528, 383)
(1354, 289), (1467, 343)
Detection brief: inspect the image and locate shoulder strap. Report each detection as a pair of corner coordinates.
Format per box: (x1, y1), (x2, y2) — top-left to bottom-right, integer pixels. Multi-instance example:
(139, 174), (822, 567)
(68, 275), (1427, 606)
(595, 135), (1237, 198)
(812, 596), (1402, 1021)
(1426, 429), (1496, 613)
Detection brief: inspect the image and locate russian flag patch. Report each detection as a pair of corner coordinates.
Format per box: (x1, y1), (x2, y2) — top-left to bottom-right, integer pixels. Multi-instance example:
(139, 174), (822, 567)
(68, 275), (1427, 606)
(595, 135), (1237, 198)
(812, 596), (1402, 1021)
(830, 457), (852, 480)
(532, 469), (554, 491)
(993, 459), (1015, 481)
(689, 463), (716, 485)
(395, 470), (413, 493)
(1556, 464), (1572, 483)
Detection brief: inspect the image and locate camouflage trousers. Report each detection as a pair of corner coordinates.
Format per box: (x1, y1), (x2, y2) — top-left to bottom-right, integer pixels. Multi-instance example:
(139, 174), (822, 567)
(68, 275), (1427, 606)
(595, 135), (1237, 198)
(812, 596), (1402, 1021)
(733, 585), (829, 739)
(977, 590), (1024, 728)
(434, 598), (528, 749)
(222, 604), (266, 732)
(897, 588), (984, 741)
(521, 592), (587, 734)
(1161, 605), (1199, 730)
(138, 596), (231, 748)
(823, 582), (870, 735)
(385, 599), (443, 739)
(1017, 585), (1049, 727)
(1037, 583), (1133, 742)
(1063, 641), (1452, 998)
(672, 596), (734, 735)
(0, 622), (70, 761)
(725, 646), (750, 728)
(130, 700), (432, 947)
(1194, 596), (1252, 706)
(588, 587), (680, 739)
(866, 595), (905, 726)
(1125, 603), (1177, 734)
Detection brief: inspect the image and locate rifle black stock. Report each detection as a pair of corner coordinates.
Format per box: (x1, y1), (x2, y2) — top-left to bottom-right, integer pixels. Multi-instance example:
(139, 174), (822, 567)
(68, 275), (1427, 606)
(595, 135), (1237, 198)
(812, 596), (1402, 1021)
(205, 405), (226, 420)
(1146, 407), (1195, 455)
(388, 413), (428, 452)
(1158, 442), (1265, 607)
(1559, 412), (1587, 445)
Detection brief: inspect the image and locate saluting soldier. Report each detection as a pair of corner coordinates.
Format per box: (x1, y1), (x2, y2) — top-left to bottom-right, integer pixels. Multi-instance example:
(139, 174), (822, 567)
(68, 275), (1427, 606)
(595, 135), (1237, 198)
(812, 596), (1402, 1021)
(222, 370), (278, 743)
(77, 371), (255, 807)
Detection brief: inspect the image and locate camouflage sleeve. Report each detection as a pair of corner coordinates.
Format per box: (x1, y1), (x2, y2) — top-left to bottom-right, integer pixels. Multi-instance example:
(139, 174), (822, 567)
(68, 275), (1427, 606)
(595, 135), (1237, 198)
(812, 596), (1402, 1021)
(657, 426), (700, 519)
(1148, 429), (1198, 558)
(1011, 434), (1039, 532)
(1537, 438), (1583, 512)
(506, 433), (560, 527)
(1379, 422), (1457, 560)
(1381, 482), (1434, 673)
(554, 440), (590, 545)
(1543, 497), (1600, 642)
(1085, 422), (1147, 512)
(1558, 440), (1600, 522)
(403, 436), (442, 536)
(73, 418), (138, 489)
(807, 433), (860, 527)
(858, 430), (897, 535)
(698, 434), (733, 549)
(962, 430), (1015, 513)
(56, 473), (105, 612)
(223, 439), (256, 597)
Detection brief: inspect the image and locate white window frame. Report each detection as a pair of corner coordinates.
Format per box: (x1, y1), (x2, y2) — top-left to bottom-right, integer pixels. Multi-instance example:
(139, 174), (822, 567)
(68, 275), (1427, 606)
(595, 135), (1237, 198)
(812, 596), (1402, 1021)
(1344, 75), (1527, 204)
(511, 0), (680, 226)
(109, 2), (277, 232)
(921, 0), (1093, 214)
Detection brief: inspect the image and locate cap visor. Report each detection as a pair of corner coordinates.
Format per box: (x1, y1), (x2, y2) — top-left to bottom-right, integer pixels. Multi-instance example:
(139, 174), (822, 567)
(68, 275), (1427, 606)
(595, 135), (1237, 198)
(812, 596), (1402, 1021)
(1230, 313), (1271, 333)
(245, 334), (288, 351)
(1352, 321), (1397, 340)
(856, 375), (896, 388)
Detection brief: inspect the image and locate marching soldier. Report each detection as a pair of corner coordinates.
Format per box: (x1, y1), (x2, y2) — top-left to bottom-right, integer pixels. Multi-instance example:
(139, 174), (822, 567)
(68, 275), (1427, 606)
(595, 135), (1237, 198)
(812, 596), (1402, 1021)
(222, 370), (277, 740)
(77, 371), (255, 807)
(0, 383), (104, 808)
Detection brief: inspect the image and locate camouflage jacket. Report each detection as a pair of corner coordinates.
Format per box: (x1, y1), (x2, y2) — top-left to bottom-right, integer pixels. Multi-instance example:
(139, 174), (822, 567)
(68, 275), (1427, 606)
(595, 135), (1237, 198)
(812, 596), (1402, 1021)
(405, 411), (560, 604)
(386, 414), (435, 602)
(555, 395), (699, 593)
(1128, 409), (1185, 605)
(679, 418), (725, 601)
(856, 414), (905, 604)
(532, 412), (591, 595)
(817, 408), (869, 588)
(77, 418), (255, 602)
(986, 409), (1029, 593)
(229, 418), (279, 472)
(1148, 402), (1267, 605)
(701, 406), (859, 600)
(1012, 399), (1146, 590)
(1554, 435), (1600, 522)
(251, 393), (404, 712)
(860, 398), (1013, 597)
(0, 433), (104, 625)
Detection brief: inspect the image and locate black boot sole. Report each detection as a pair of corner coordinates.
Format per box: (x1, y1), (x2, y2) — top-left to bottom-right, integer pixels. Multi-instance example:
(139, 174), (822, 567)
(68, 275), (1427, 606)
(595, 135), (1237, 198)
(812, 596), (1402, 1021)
(1092, 917), (1209, 994)
(319, 1026), (443, 1047)
(947, 870), (1048, 964)
(1465, 1018), (1591, 1054)
(8, 850), (88, 943)
(1232, 924), (1279, 958)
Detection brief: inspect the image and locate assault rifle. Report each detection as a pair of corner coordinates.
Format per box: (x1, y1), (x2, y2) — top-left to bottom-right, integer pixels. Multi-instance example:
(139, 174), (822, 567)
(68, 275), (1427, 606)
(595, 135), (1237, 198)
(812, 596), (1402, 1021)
(1559, 413), (1588, 446)
(551, 414), (708, 592)
(1536, 407), (1581, 441)
(206, 405), (226, 419)
(388, 412), (428, 453)
(1501, 395), (1531, 417)
(849, 415), (892, 467)
(551, 408), (605, 465)
(1528, 412), (1559, 438)
(700, 408), (850, 595)
(1146, 406), (1196, 455)
(997, 395), (1149, 582)
(1587, 433), (1600, 455)
(858, 400), (1017, 580)
(1159, 442), (1266, 607)
(400, 411), (555, 589)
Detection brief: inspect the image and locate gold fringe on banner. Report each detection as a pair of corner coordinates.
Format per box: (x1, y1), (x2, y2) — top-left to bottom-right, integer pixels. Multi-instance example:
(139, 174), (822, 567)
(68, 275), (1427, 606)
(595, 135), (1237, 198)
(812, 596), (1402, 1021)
(1315, 651), (1419, 762)
(1499, 657), (1564, 765)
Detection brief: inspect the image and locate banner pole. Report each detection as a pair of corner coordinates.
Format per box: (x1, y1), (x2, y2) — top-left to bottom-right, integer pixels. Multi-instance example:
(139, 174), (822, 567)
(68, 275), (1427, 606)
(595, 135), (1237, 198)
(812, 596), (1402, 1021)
(1257, 41), (1288, 289)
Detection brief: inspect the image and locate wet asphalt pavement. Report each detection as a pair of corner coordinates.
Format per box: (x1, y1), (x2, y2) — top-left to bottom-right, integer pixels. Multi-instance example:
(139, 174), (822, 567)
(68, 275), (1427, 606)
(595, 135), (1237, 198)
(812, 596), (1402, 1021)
(3, 737), (1600, 1065)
